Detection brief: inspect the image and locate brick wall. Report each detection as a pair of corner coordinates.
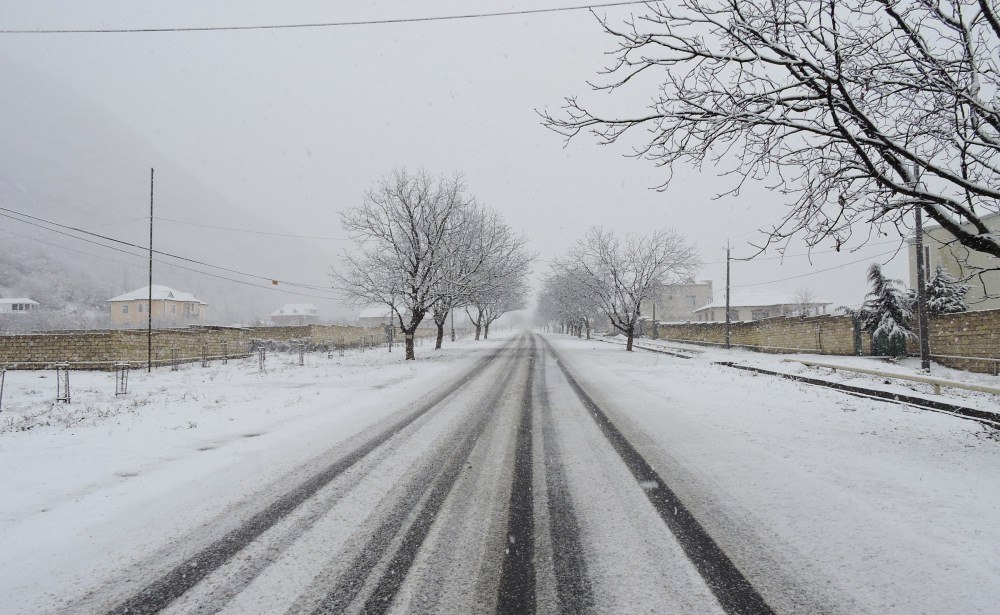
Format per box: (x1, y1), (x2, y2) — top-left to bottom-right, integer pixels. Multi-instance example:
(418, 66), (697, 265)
(645, 309), (1000, 374)
(0, 324), (429, 370)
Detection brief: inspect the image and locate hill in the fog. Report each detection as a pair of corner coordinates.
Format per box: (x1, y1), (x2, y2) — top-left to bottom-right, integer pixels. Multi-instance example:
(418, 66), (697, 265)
(0, 56), (346, 328)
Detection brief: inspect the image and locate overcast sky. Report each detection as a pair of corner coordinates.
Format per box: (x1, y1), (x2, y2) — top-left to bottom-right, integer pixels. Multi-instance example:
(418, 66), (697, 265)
(0, 0), (912, 309)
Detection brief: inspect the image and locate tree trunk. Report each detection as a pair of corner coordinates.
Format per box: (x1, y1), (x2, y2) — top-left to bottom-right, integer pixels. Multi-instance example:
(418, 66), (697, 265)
(405, 333), (415, 360)
(626, 325), (634, 351)
(585, 321), (591, 340)
(435, 322), (444, 349)
(484, 323), (490, 339)
(474, 323), (482, 340)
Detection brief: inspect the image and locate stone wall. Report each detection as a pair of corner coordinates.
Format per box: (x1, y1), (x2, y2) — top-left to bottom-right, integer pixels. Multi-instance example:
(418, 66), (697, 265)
(646, 309), (1000, 374)
(647, 314), (870, 355)
(0, 324), (431, 370)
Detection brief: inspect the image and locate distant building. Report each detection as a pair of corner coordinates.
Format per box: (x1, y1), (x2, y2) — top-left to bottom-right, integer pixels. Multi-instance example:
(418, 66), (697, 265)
(693, 289), (831, 322)
(357, 305), (394, 327)
(907, 212), (1000, 311)
(270, 303), (319, 326)
(640, 280), (713, 322)
(0, 298), (39, 314)
(108, 285), (207, 326)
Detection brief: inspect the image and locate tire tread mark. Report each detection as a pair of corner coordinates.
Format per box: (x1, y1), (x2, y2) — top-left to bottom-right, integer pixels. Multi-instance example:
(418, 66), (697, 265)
(495, 336), (536, 614)
(543, 338), (775, 615)
(536, 340), (595, 614)
(106, 345), (511, 615)
(310, 338), (525, 614)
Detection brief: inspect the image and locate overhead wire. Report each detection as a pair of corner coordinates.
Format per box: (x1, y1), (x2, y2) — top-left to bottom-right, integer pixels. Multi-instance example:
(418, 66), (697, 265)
(1, 227), (345, 301)
(0, 207), (341, 297)
(0, 1), (653, 34)
(154, 216), (347, 241)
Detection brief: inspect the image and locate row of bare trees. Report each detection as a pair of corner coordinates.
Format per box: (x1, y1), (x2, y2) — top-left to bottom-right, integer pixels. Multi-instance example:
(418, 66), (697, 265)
(538, 227), (700, 351)
(543, 0), (1000, 271)
(335, 169), (532, 359)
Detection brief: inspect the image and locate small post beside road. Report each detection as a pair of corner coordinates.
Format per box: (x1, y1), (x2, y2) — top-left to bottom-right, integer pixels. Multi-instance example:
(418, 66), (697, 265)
(114, 362), (130, 396)
(258, 346), (266, 372)
(55, 363), (71, 403)
(0, 368), (6, 411)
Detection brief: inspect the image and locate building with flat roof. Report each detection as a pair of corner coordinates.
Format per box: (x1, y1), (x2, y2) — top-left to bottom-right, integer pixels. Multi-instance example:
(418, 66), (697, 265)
(907, 212), (1000, 311)
(693, 289), (831, 322)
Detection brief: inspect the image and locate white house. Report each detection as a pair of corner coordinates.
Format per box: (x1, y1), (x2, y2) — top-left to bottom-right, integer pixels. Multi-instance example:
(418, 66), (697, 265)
(357, 305), (395, 327)
(907, 212), (1000, 311)
(693, 289), (831, 322)
(0, 298), (39, 314)
(270, 303), (319, 326)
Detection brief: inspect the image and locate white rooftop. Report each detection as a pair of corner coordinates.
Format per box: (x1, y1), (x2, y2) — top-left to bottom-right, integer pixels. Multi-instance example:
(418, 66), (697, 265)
(271, 303), (318, 317)
(357, 305), (393, 319)
(0, 298), (38, 305)
(694, 289), (831, 312)
(107, 285), (207, 305)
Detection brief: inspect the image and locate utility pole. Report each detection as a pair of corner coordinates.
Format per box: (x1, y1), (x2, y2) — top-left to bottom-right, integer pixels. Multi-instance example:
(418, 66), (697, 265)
(912, 164), (931, 370)
(725, 241), (732, 349)
(652, 301), (658, 340)
(147, 168), (154, 373)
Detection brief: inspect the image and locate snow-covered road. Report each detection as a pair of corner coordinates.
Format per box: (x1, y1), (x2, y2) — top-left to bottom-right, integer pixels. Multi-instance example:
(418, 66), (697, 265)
(2, 332), (998, 614)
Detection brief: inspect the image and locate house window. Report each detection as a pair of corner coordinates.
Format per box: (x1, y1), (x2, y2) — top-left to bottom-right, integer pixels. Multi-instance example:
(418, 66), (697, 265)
(121, 304), (129, 314)
(137, 303), (144, 314)
(751, 309), (771, 320)
(687, 296), (696, 307)
(170, 304), (176, 314)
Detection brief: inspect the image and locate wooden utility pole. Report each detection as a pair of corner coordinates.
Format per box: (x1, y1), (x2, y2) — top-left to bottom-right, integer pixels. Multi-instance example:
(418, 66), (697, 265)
(912, 164), (931, 371)
(147, 168), (154, 373)
(725, 241), (732, 349)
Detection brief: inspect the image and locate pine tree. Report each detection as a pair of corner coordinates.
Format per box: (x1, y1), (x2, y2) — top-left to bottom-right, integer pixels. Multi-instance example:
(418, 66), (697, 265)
(856, 263), (913, 356)
(924, 265), (969, 314)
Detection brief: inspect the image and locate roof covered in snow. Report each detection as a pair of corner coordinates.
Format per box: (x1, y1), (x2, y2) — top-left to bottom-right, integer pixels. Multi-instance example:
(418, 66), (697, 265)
(271, 303), (318, 317)
(0, 298), (38, 305)
(107, 285), (207, 304)
(357, 305), (393, 319)
(693, 289), (831, 311)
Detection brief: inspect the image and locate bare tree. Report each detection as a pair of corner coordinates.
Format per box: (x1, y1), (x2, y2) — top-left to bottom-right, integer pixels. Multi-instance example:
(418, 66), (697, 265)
(537, 268), (603, 338)
(431, 205), (530, 348)
(336, 169), (471, 360)
(464, 218), (533, 341)
(794, 288), (819, 317)
(555, 227), (700, 351)
(542, 0), (1000, 262)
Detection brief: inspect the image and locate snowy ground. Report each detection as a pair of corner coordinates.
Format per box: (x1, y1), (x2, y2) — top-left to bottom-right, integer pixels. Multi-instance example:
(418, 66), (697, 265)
(0, 335), (509, 614)
(549, 333), (1000, 614)
(3, 331), (998, 614)
(596, 333), (1000, 416)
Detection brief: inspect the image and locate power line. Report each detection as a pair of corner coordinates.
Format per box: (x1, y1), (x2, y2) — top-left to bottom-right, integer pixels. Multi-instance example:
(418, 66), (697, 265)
(0, 2), (652, 34)
(1, 227), (344, 301)
(155, 216), (347, 241)
(0, 207), (339, 295)
(717, 248), (901, 293)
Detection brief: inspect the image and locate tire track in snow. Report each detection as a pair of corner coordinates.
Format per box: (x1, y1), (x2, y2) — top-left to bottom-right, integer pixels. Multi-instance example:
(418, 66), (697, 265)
(535, 339), (595, 615)
(541, 336), (775, 615)
(495, 335), (537, 614)
(302, 336), (529, 614)
(105, 343), (514, 615)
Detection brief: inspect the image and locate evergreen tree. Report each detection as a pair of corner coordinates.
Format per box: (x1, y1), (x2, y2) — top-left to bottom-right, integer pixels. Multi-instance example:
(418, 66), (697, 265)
(923, 265), (969, 315)
(855, 264), (913, 356)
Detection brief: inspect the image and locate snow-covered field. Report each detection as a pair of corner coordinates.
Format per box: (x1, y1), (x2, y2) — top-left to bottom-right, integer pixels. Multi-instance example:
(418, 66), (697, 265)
(548, 334), (1000, 614)
(597, 333), (1000, 416)
(0, 336), (508, 614)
